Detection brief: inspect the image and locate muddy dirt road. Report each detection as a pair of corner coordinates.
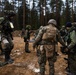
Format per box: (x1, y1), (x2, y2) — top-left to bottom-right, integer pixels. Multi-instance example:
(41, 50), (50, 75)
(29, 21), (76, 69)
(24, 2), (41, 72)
(0, 37), (68, 75)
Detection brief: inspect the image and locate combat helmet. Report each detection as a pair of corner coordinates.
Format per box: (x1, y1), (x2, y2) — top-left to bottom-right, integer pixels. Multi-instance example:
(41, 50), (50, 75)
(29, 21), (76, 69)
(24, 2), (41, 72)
(26, 25), (31, 30)
(48, 19), (57, 26)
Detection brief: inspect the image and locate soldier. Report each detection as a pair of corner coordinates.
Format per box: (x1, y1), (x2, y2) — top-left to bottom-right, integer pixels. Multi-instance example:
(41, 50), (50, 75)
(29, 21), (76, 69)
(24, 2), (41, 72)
(33, 19), (66, 75)
(0, 11), (15, 66)
(0, 18), (4, 55)
(24, 25), (31, 53)
(21, 28), (25, 38)
(60, 25), (67, 39)
(63, 22), (76, 75)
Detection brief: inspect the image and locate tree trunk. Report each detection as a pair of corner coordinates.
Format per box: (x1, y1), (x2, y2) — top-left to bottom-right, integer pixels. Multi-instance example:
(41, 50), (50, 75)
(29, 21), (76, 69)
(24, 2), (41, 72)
(72, 0), (74, 22)
(23, 0), (25, 28)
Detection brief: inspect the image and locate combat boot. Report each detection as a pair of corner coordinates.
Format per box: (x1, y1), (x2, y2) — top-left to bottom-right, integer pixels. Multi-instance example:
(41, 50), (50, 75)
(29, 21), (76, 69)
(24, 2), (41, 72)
(0, 59), (14, 67)
(25, 42), (31, 53)
(6, 58), (14, 64)
(40, 66), (45, 75)
(5, 51), (14, 64)
(0, 61), (8, 67)
(25, 50), (31, 53)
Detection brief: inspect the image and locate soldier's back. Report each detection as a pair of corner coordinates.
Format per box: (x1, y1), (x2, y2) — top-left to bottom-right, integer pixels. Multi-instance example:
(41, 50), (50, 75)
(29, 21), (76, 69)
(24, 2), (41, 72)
(42, 24), (57, 42)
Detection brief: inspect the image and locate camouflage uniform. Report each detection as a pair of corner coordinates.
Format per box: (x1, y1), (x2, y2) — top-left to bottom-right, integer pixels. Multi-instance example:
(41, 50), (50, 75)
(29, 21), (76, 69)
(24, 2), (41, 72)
(24, 25), (31, 53)
(0, 31), (4, 55)
(65, 22), (76, 75)
(60, 26), (67, 39)
(33, 19), (66, 75)
(0, 11), (15, 65)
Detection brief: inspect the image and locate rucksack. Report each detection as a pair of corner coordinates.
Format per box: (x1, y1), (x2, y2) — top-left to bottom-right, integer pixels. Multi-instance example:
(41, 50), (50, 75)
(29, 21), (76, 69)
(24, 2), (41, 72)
(42, 25), (57, 41)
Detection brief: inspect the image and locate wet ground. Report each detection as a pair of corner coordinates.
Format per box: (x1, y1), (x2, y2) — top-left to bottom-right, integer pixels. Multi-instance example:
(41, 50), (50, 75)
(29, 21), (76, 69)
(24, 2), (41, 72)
(0, 37), (68, 75)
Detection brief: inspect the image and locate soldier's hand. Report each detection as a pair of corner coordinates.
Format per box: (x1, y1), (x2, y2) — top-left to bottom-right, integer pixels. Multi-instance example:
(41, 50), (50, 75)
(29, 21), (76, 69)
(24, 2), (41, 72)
(64, 47), (68, 52)
(60, 46), (68, 54)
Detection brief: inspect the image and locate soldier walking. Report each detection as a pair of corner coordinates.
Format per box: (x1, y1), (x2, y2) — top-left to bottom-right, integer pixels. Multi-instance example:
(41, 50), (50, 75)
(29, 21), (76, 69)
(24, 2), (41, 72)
(33, 19), (66, 75)
(0, 11), (15, 66)
(24, 25), (31, 53)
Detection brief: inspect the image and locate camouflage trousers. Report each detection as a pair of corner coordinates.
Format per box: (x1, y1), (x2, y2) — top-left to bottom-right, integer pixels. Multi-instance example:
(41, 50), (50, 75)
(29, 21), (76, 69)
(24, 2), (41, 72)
(1, 35), (14, 61)
(1, 35), (14, 51)
(68, 53), (76, 74)
(38, 45), (56, 75)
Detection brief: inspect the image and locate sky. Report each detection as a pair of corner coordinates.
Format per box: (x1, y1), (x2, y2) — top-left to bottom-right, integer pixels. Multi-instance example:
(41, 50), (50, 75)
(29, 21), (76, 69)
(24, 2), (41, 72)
(0, 0), (66, 9)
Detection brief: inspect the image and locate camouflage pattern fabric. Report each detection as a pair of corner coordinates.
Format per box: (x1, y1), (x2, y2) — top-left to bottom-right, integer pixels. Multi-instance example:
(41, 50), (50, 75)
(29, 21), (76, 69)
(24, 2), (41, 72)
(38, 45), (55, 75)
(65, 29), (76, 74)
(33, 19), (66, 75)
(68, 53), (76, 74)
(1, 34), (14, 51)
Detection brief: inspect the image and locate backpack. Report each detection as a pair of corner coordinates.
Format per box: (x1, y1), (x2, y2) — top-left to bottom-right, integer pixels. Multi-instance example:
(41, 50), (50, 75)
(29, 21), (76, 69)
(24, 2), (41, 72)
(42, 25), (57, 41)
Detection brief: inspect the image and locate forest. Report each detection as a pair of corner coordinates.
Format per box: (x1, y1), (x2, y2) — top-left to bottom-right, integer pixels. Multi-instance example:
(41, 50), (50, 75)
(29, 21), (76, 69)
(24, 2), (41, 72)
(0, 0), (76, 30)
(0, 0), (76, 75)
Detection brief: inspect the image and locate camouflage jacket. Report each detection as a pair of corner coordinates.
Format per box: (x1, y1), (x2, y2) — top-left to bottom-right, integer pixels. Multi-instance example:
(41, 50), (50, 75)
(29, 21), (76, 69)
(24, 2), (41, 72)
(67, 30), (76, 50)
(33, 24), (66, 47)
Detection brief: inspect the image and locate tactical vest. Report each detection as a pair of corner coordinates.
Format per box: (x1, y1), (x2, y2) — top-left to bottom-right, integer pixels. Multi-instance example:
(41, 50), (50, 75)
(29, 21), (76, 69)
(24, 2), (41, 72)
(42, 25), (57, 43)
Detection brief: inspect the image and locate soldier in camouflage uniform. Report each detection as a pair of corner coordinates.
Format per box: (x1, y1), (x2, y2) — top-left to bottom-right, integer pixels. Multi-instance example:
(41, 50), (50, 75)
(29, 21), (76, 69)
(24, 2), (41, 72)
(60, 26), (67, 39)
(24, 25), (31, 53)
(64, 22), (76, 75)
(0, 11), (15, 66)
(33, 19), (66, 75)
